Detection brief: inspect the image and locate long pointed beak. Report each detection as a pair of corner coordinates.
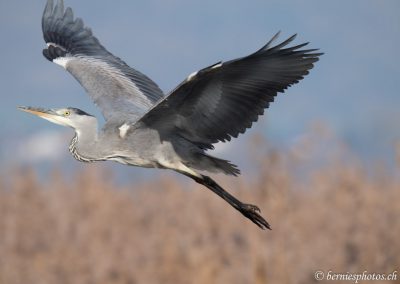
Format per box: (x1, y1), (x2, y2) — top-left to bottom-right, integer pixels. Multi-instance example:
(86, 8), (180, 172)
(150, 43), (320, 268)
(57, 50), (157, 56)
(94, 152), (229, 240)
(18, 106), (58, 118)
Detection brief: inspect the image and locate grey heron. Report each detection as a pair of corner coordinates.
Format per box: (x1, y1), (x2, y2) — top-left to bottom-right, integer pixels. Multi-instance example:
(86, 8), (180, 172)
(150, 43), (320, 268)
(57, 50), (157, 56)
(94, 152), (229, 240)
(19, 0), (322, 230)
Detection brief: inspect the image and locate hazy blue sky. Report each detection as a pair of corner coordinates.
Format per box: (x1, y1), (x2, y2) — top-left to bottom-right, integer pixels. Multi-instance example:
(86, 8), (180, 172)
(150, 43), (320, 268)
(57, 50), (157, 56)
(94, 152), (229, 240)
(0, 0), (399, 173)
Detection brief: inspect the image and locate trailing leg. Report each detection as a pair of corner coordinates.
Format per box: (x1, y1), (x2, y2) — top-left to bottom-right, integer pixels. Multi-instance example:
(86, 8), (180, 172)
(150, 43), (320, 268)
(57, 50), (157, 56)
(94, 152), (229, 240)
(183, 172), (271, 230)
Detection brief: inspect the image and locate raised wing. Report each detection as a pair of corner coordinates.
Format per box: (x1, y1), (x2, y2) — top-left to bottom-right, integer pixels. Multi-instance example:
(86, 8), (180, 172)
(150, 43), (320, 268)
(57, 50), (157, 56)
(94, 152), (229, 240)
(42, 0), (164, 122)
(139, 33), (322, 149)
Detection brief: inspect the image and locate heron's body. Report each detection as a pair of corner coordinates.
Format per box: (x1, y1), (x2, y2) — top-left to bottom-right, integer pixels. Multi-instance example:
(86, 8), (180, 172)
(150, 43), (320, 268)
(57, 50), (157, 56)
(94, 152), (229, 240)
(68, 121), (159, 167)
(19, 0), (322, 230)
(64, 117), (230, 178)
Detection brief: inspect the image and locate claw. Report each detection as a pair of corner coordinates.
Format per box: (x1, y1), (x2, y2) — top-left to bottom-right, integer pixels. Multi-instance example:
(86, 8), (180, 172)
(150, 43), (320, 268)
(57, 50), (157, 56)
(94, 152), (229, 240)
(239, 203), (270, 230)
(241, 203), (261, 213)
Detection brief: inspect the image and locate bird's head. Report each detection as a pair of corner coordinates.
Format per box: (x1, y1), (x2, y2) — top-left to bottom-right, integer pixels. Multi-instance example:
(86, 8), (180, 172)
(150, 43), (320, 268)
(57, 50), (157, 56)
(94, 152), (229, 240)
(18, 106), (96, 129)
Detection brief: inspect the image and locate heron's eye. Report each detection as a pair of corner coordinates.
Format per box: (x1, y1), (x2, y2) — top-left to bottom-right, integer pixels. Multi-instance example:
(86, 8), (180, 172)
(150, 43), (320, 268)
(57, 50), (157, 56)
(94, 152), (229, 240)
(64, 110), (71, 116)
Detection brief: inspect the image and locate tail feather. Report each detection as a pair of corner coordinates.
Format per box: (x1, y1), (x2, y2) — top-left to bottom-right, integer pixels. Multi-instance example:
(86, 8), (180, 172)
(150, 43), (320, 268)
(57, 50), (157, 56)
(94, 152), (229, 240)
(188, 153), (240, 176)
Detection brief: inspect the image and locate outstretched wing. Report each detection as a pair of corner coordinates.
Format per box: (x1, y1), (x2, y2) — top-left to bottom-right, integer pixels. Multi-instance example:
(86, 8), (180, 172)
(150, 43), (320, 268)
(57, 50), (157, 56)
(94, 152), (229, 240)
(139, 33), (322, 149)
(42, 0), (164, 122)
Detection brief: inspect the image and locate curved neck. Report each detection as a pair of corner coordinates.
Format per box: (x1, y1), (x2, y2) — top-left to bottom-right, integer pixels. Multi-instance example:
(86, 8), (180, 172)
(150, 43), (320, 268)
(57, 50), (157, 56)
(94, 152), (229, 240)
(69, 118), (100, 162)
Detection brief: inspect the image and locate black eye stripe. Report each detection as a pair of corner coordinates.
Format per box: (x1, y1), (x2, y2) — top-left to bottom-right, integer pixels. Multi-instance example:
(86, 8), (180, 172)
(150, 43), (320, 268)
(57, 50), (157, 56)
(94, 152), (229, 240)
(66, 108), (94, 117)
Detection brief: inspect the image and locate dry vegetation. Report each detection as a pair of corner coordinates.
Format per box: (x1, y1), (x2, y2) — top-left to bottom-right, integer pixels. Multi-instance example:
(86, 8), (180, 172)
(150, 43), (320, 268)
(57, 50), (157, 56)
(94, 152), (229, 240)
(0, 132), (399, 284)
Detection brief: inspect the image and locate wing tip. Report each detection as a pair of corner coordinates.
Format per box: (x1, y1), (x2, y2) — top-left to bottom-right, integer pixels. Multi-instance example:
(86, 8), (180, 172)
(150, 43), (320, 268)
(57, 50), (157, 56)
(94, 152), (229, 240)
(253, 32), (323, 61)
(255, 32), (299, 55)
(54, 0), (64, 17)
(44, 0), (54, 15)
(42, 0), (101, 55)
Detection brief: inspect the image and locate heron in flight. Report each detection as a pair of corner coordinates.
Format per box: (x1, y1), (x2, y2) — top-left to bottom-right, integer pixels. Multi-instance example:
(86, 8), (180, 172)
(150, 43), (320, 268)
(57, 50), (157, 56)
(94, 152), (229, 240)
(19, 0), (322, 230)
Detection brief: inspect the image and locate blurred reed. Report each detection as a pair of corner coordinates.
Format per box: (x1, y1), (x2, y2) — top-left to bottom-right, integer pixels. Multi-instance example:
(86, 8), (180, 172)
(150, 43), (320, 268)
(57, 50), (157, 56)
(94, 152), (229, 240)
(0, 129), (399, 284)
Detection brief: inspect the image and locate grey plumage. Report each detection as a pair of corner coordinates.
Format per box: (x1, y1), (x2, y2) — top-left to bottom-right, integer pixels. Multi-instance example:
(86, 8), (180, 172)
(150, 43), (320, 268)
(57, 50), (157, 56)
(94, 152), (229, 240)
(42, 0), (164, 122)
(20, 0), (323, 230)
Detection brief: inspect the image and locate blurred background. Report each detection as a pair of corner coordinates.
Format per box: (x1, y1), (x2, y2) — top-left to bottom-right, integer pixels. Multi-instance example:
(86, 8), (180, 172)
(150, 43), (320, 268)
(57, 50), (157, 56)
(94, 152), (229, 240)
(0, 0), (399, 283)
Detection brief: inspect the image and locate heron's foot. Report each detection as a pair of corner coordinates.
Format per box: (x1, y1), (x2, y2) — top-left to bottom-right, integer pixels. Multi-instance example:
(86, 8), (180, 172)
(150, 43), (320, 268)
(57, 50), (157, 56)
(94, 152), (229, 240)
(241, 203), (261, 213)
(239, 203), (271, 230)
